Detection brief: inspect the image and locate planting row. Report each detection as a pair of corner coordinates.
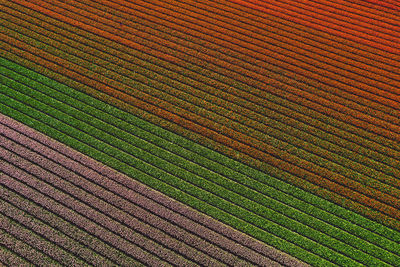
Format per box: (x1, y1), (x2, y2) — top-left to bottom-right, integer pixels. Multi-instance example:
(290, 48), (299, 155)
(0, 233), (32, 266)
(0, 223), (60, 266)
(0, 208), (87, 266)
(0, 184), (124, 266)
(0, 185), (147, 266)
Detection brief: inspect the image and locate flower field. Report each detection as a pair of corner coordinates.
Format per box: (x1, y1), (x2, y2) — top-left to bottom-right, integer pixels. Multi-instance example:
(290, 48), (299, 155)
(1, 0), (399, 266)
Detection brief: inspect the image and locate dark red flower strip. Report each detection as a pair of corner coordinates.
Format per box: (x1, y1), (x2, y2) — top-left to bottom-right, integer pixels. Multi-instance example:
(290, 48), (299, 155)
(213, 0), (400, 72)
(322, 0), (400, 21)
(273, 0), (400, 35)
(152, 0), (400, 81)
(244, 0), (400, 42)
(359, 0), (400, 11)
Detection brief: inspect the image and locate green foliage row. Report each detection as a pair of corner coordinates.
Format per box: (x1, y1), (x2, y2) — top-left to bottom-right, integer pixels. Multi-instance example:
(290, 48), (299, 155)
(1, 57), (399, 266)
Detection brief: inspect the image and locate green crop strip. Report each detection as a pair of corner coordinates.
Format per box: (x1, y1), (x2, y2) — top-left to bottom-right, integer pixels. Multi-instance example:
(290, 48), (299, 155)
(1, 57), (400, 266)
